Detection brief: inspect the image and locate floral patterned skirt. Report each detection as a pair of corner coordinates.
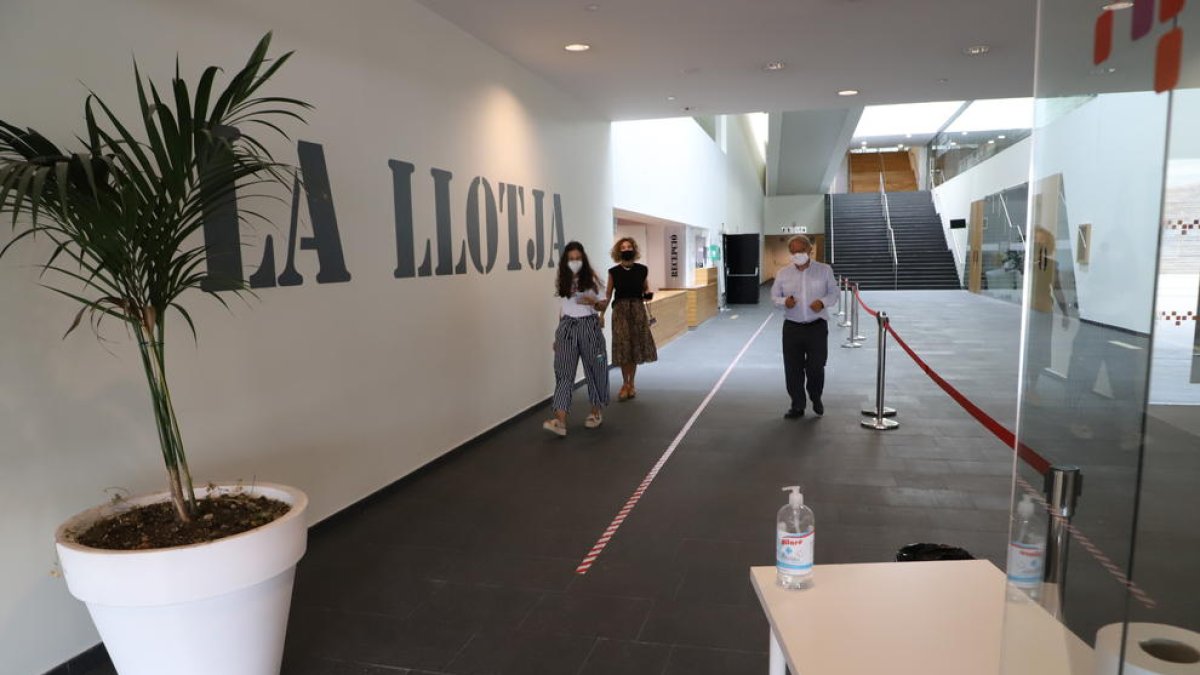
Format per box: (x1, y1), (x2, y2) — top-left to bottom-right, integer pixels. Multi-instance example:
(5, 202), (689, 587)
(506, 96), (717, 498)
(611, 298), (658, 366)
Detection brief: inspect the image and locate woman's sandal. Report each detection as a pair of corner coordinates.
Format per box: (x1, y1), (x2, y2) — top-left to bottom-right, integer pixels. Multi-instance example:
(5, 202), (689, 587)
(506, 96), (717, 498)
(542, 419), (567, 437)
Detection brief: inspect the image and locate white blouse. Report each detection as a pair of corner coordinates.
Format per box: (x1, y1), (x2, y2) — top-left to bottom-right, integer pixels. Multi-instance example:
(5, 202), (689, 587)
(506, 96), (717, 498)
(560, 276), (606, 318)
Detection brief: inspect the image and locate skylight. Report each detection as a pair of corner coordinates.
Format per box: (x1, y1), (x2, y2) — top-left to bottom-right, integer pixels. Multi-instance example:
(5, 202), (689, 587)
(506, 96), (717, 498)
(852, 101), (965, 138)
(944, 98), (1034, 132)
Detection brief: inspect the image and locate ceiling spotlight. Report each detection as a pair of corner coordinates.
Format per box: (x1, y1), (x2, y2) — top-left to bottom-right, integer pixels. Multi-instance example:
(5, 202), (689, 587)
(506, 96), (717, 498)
(666, 95), (676, 101)
(949, 141), (958, 146)
(998, 134), (1006, 139)
(1102, 1), (1134, 9)
(564, 43), (591, 52)
(764, 61), (786, 72)
(937, 78), (950, 84)
(838, 89), (860, 96)
(585, 3), (601, 10)
(964, 45), (991, 56)
(988, 139), (996, 144)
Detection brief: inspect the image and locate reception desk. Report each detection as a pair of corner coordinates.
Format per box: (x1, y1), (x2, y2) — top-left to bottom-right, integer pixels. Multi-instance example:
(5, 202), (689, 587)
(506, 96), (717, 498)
(666, 267), (719, 329)
(646, 290), (688, 347)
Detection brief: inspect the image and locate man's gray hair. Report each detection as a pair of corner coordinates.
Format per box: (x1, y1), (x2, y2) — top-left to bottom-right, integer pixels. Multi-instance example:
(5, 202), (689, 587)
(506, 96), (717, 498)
(787, 234), (813, 251)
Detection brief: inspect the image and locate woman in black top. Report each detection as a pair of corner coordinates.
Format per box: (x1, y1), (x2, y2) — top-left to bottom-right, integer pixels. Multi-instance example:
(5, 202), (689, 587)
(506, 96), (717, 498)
(603, 237), (658, 400)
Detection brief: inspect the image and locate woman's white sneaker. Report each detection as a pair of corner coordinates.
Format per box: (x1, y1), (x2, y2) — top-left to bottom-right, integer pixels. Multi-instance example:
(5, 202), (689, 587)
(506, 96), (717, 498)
(542, 419), (567, 437)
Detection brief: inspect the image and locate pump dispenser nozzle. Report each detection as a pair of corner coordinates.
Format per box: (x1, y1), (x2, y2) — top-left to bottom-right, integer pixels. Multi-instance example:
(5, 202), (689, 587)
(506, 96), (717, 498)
(1017, 494), (1035, 518)
(782, 486), (803, 508)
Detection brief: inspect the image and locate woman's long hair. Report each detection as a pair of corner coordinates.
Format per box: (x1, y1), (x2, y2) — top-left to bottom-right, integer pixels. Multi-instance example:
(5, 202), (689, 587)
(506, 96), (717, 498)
(556, 241), (599, 298)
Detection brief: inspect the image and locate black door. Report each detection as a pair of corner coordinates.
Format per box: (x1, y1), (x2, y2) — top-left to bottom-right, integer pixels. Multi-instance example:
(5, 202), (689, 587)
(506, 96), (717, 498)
(724, 233), (760, 304)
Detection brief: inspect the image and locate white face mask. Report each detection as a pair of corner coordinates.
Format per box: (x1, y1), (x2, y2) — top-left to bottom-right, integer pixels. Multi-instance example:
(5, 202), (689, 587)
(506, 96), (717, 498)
(792, 252), (810, 267)
(567, 260), (583, 274)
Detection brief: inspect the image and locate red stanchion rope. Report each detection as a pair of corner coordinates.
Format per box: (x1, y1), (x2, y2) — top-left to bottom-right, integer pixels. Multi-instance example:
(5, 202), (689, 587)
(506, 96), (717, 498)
(852, 285), (1051, 475)
(851, 285), (1156, 608)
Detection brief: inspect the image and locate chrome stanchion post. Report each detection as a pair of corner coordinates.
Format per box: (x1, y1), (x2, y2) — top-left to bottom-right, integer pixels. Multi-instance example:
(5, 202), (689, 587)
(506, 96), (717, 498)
(1041, 465), (1082, 620)
(851, 284), (866, 343)
(838, 278), (852, 328)
(841, 284), (863, 349)
(862, 308), (898, 419)
(836, 276), (847, 317)
(862, 312), (899, 430)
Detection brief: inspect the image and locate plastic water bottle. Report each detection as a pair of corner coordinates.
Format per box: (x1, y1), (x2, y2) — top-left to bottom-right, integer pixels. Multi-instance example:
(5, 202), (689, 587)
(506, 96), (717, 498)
(1006, 494), (1046, 599)
(776, 486), (815, 589)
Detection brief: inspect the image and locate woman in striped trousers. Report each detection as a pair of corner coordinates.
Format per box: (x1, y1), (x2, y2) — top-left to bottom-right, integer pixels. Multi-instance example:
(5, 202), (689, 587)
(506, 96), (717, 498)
(544, 242), (611, 437)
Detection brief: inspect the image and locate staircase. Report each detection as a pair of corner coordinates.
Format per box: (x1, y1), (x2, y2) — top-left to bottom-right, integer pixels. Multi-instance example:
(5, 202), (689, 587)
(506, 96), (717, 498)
(887, 191), (961, 290)
(827, 191), (961, 290)
(827, 193), (894, 290)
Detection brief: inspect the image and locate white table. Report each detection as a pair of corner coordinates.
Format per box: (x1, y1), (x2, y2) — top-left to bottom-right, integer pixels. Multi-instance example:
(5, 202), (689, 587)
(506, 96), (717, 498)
(749, 560), (1094, 675)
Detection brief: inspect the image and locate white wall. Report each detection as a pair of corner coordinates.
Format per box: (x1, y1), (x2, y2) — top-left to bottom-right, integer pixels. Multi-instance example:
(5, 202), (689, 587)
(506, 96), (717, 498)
(932, 92), (1170, 333)
(612, 114), (765, 292)
(932, 137), (1032, 278)
(0, 1), (611, 672)
(764, 195), (826, 235)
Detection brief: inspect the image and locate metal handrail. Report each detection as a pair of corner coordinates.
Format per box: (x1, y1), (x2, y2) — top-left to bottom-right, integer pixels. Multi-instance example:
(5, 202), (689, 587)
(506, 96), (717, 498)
(878, 172), (899, 290)
(998, 193), (1025, 245)
(828, 195), (836, 264)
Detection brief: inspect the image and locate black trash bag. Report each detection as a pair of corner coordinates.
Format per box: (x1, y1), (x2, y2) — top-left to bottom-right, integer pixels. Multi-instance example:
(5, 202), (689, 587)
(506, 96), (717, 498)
(896, 542), (975, 562)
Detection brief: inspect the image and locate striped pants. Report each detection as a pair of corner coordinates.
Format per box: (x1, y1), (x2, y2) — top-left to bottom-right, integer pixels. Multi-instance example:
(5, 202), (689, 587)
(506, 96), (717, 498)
(552, 315), (610, 413)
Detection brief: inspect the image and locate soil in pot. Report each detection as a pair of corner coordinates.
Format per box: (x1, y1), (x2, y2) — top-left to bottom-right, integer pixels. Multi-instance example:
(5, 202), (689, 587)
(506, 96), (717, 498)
(72, 492), (291, 550)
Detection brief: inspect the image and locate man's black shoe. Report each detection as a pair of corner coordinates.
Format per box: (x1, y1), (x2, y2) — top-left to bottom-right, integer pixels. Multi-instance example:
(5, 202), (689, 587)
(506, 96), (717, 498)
(812, 399), (824, 416)
(784, 408), (804, 419)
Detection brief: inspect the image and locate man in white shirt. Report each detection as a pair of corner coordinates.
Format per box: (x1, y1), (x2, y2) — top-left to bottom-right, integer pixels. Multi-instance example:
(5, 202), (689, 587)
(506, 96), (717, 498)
(771, 235), (840, 418)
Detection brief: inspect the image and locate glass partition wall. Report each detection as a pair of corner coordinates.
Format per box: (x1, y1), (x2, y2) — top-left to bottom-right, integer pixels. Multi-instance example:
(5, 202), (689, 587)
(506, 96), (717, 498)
(1004, 1), (1200, 673)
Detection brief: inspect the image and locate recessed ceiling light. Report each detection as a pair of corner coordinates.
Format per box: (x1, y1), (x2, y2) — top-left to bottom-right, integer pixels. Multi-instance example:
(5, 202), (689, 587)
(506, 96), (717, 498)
(937, 78), (950, 84)
(860, 141), (868, 146)
(764, 61), (786, 72)
(666, 95), (676, 101)
(964, 45), (991, 56)
(906, 133), (913, 138)
(564, 43), (591, 52)
(988, 139), (996, 144)
(997, 134), (1006, 139)
(961, 131), (968, 135)
(1091, 66), (1119, 75)
(949, 141), (958, 146)
(1102, 1), (1134, 9)
(585, 3), (601, 10)
(838, 89), (860, 96)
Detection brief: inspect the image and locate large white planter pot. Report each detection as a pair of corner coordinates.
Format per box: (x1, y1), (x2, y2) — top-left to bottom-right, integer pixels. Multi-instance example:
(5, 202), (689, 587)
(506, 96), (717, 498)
(55, 483), (308, 675)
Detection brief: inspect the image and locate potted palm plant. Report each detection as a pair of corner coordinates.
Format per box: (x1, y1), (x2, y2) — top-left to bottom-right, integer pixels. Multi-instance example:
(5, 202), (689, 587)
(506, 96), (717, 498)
(0, 34), (312, 675)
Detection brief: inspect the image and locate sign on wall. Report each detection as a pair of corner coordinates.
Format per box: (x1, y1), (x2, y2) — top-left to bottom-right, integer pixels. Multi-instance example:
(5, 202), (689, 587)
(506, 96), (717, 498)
(202, 141), (570, 290)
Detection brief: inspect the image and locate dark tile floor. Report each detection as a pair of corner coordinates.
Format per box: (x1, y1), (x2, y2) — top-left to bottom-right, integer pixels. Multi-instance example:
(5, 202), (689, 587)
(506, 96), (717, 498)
(64, 289), (1198, 675)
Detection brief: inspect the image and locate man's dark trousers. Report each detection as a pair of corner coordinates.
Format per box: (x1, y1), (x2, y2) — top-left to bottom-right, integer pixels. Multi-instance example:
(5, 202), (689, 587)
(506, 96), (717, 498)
(783, 318), (828, 412)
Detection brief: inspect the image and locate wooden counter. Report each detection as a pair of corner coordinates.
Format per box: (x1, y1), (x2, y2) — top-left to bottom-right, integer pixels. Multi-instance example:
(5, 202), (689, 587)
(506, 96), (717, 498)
(666, 267), (719, 328)
(645, 290), (688, 347)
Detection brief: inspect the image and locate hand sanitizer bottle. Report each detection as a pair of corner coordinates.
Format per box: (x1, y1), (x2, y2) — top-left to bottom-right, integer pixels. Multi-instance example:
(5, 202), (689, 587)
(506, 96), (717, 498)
(1006, 494), (1046, 599)
(777, 486), (815, 589)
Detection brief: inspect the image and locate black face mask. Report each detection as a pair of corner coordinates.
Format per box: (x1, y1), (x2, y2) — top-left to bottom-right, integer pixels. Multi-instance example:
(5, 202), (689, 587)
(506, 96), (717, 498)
(619, 250), (636, 261)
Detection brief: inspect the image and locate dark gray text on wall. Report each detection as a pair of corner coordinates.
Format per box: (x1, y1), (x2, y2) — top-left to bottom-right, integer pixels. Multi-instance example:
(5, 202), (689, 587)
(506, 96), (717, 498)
(201, 141), (568, 289)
